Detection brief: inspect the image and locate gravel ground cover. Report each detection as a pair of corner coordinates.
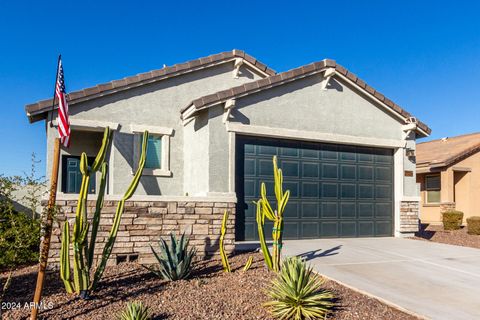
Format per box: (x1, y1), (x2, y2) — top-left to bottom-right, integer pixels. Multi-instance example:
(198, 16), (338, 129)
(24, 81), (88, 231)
(412, 224), (480, 249)
(2, 252), (418, 320)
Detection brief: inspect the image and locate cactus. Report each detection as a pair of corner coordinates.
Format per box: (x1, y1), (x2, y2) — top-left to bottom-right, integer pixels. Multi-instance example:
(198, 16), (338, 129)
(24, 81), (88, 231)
(91, 131), (149, 290)
(255, 199), (273, 270)
(59, 127), (149, 297)
(256, 156), (290, 272)
(219, 210), (231, 272)
(243, 256), (253, 272)
(60, 221), (73, 293)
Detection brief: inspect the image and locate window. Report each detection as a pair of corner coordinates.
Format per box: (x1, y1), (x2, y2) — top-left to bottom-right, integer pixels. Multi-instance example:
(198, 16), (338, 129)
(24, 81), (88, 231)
(61, 156), (96, 194)
(425, 174), (440, 203)
(145, 135), (162, 169)
(131, 125), (173, 176)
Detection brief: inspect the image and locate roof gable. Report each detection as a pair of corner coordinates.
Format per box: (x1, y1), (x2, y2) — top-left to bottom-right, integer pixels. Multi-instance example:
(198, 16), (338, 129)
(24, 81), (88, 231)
(416, 132), (480, 169)
(181, 59), (431, 136)
(25, 49), (275, 123)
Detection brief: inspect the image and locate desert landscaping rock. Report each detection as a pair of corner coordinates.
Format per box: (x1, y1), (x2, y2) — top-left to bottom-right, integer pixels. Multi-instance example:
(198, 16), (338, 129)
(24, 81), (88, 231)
(1, 253), (416, 319)
(413, 224), (480, 249)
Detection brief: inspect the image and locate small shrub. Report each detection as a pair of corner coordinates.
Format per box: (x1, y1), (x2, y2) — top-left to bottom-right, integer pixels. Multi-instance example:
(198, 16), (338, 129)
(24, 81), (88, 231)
(264, 257), (335, 320)
(0, 176), (40, 270)
(467, 216), (480, 235)
(118, 301), (151, 320)
(442, 210), (464, 230)
(145, 233), (196, 281)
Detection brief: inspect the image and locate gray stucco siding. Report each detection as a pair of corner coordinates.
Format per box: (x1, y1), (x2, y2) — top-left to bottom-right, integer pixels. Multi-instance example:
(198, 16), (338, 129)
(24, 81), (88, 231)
(46, 62), (263, 196)
(205, 73), (417, 198)
(230, 75), (404, 141)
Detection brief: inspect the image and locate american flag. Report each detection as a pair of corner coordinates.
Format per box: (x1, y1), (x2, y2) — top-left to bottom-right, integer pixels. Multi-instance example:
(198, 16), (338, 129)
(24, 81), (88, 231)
(56, 57), (71, 147)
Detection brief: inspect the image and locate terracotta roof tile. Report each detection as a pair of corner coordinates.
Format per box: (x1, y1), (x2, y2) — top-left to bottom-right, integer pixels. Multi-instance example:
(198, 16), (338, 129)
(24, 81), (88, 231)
(417, 132), (480, 168)
(25, 49), (276, 122)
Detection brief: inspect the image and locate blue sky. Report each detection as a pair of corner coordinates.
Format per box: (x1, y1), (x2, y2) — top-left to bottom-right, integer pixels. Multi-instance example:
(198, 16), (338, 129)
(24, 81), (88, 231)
(1, 1), (479, 177)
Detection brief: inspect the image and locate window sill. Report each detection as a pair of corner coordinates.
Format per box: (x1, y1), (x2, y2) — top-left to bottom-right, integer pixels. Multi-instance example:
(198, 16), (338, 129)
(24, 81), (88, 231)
(141, 168), (172, 177)
(423, 203), (441, 207)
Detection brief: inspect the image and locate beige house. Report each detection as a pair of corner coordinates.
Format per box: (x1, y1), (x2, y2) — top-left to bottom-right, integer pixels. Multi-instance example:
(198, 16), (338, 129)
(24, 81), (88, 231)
(416, 132), (480, 224)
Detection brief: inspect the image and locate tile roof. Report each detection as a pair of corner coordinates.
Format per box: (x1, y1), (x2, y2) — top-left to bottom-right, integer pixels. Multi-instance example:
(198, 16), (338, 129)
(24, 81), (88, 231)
(25, 50), (275, 123)
(416, 132), (480, 168)
(181, 59), (431, 135)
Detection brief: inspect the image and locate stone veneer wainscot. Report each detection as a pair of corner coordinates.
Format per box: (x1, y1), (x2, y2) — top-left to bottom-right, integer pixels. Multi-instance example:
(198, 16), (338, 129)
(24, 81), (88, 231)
(48, 200), (236, 267)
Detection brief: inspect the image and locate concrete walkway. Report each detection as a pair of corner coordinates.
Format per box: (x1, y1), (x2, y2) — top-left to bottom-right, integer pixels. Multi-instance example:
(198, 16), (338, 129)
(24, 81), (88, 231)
(282, 238), (480, 320)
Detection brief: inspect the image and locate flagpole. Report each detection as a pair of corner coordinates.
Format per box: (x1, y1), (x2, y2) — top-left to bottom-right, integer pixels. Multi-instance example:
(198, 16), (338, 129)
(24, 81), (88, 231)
(48, 55), (61, 128)
(31, 55), (62, 320)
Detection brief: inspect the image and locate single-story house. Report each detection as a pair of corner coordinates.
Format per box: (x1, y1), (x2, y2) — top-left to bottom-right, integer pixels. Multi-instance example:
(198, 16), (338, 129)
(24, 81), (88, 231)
(25, 50), (430, 264)
(416, 132), (480, 224)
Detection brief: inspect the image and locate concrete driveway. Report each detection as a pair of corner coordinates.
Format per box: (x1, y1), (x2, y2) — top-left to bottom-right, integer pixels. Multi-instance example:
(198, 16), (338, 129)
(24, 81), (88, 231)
(282, 238), (480, 320)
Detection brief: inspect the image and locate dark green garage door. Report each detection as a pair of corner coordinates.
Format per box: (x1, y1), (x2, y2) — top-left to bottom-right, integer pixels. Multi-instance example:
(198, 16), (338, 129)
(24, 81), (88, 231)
(236, 136), (394, 241)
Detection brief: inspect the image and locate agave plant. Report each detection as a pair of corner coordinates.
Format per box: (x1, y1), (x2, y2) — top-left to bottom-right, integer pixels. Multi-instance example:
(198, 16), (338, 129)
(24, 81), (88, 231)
(145, 233), (196, 281)
(264, 257), (335, 320)
(118, 301), (151, 320)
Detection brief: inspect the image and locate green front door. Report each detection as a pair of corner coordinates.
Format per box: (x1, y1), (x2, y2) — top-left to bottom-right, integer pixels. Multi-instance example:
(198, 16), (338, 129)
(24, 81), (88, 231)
(236, 136), (394, 241)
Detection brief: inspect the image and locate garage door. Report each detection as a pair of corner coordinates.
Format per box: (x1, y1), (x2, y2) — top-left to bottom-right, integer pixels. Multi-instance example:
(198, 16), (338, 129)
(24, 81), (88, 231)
(235, 136), (394, 241)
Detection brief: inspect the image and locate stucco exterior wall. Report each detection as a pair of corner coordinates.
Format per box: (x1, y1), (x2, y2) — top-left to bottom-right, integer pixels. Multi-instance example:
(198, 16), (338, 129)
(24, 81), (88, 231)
(205, 73), (415, 196)
(45, 62), (263, 196)
(418, 151), (480, 224)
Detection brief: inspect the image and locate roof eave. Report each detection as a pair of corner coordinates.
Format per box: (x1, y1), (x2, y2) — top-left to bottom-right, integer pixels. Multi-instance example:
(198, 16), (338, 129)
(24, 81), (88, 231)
(25, 49), (276, 123)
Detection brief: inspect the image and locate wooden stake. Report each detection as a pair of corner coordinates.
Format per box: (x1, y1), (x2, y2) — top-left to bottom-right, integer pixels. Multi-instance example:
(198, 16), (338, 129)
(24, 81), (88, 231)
(31, 137), (60, 320)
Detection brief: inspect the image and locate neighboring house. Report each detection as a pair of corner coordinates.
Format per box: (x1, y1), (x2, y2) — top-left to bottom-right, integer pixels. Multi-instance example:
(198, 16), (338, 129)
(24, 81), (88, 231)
(416, 132), (480, 224)
(25, 50), (430, 264)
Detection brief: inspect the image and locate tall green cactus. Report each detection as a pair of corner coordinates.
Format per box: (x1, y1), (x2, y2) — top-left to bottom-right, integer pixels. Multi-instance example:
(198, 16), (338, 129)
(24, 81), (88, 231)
(219, 210), (231, 272)
(255, 156), (290, 272)
(59, 127), (149, 297)
(91, 131), (149, 290)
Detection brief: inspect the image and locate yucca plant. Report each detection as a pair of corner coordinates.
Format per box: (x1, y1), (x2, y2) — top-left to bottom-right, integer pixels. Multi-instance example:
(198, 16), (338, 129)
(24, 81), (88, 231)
(145, 233), (196, 281)
(118, 301), (151, 320)
(265, 257), (335, 320)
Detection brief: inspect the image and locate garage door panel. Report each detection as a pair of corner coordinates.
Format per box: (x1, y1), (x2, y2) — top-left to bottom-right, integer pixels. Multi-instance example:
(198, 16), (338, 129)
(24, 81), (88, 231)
(321, 202), (338, 218)
(284, 182), (299, 197)
(375, 185), (392, 200)
(284, 222), (300, 238)
(244, 179), (256, 197)
(302, 222), (319, 238)
(358, 166), (374, 180)
(244, 202), (256, 219)
(322, 183), (338, 198)
(301, 148), (320, 159)
(376, 167), (393, 181)
(322, 163), (338, 179)
(321, 222), (339, 237)
(376, 203), (393, 218)
(284, 202), (299, 218)
(259, 159), (274, 176)
(281, 160), (300, 177)
(341, 165), (357, 180)
(302, 162), (320, 178)
(358, 203), (374, 218)
(302, 202), (319, 218)
(340, 184), (356, 199)
(359, 221), (375, 236)
(302, 182), (319, 198)
(340, 222), (357, 237)
(340, 202), (356, 218)
(237, 137), (393, 240)
(280, 146), (299, 157)
(375, 221), (393, 236)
